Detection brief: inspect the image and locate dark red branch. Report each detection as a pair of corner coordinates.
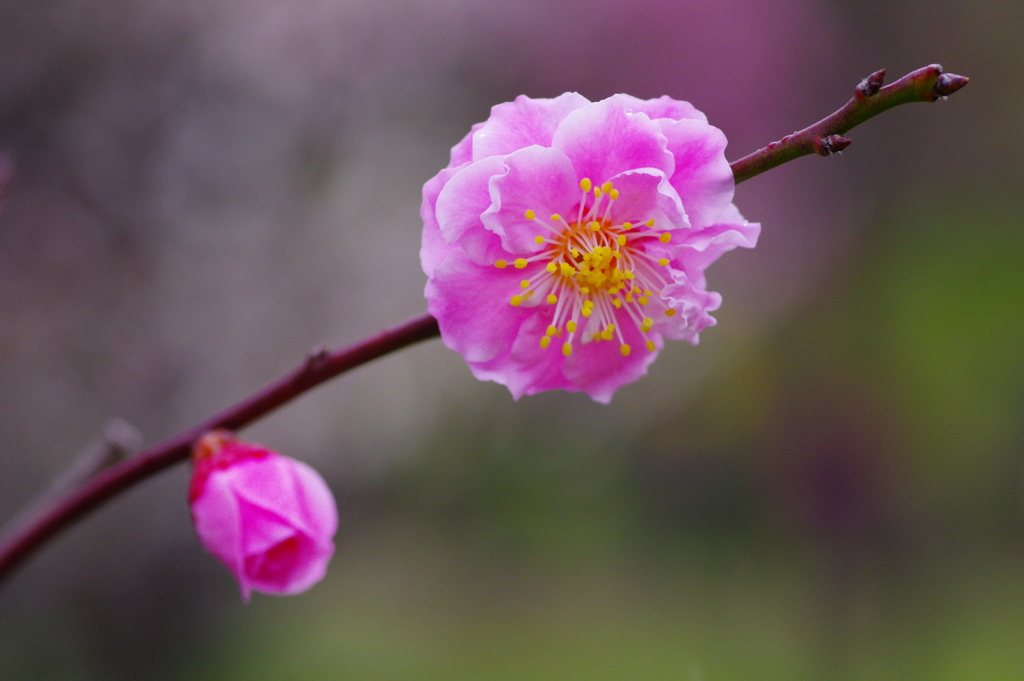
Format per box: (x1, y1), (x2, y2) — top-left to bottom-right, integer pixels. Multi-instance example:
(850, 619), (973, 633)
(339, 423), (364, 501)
(729, 64), (968, 184)
(0, 313), (439, 586)
(0, 63), (970, 589)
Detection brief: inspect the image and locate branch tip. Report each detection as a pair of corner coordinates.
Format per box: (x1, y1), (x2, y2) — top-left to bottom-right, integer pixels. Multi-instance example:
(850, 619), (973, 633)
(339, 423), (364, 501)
(856, 69), (886, 98)
(933, 73), (969, 99)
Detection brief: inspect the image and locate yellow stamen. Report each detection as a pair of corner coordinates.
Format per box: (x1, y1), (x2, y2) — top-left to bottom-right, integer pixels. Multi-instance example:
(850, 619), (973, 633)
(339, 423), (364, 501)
(562, 342), (573, 357)
(560, 262), (575, 277)
(535, 236), (545, 245)
(589, 221), (601, 231)
(659, 232), (671, 243)
(494, 260), (507, 268)
(646, 339), (656, 352)
(546, 294), (557, 304)
(546, 262), (558, 274)
(600, 328), (613, 341)
(579, 178), (592, 192)
(525, 209), (535, 220)
(620, 344), (631, 356)
(658, 258), (669, 266)
(646, 219), (656, 227)
(581, 307), (592, 318)
(664, 309), (677, 317)
(601, 181), (613, 194)
(514, 258), (528, 269)
(520, 280), (529, 289)
(551, 213), (561, 222)
(623, 222), (633, 230)
(639, 296), (649, 305)
(617, 235), (627, 246)
(546, 325), (557, 337)
(609, 189), (619, 200)
(510, 295), (523, 307)
(567, 321), (578, 332)
(539, 336), (551, 349)
(612, 299), (623, 308)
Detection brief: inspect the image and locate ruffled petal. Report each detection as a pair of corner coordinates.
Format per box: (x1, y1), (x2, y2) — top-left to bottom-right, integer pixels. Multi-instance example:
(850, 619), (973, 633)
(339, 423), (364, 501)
(659, 118), (734, 228)
(563, 322), (663, 404)
(469, 313), (577, 399)
(616, 94), (708, 123)
(435, 156), (509, 267)
(472, 93), (591, 161)
(552, 94), (674, 187)
(420, 164), (466, 278)
(426, 247), (531, 363)
(450, 122), (483, 167)
(604, 168), (688, 232)
(658, 279), (722, 343)
(481, 145), (580, 254)
(672, 204), (760, 272)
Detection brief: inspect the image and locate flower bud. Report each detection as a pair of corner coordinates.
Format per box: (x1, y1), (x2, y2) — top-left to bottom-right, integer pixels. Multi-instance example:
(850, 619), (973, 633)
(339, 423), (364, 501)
(189, 431), (337, 601)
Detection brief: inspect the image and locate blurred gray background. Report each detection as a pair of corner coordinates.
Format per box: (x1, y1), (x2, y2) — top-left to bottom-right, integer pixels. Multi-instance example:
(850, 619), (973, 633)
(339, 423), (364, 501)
(1, 0), (1021, 679)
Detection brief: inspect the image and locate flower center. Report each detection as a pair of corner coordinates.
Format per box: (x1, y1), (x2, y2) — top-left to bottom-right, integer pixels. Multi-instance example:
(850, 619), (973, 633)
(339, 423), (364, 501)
(493, 178), (678, 358)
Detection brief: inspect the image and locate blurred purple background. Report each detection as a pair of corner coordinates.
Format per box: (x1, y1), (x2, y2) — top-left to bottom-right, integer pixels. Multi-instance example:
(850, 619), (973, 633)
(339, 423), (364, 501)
(1, 0), (1021, 679)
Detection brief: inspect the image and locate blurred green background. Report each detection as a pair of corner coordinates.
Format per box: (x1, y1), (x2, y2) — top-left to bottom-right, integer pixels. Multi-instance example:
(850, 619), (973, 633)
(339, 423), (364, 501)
(1, 0), (1022, 679)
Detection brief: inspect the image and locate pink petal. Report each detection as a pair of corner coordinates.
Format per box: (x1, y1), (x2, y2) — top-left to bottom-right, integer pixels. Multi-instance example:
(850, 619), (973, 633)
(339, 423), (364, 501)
(672, 205), (761, 272)
(472, 93), (591, 161)
(552, 94), (674, 188)
(426, 247), (530, 364)
(435, 156), (509, 267)
(604, 168), (687, 231)
(659, 118), (734, 228)
(191, 471), (248, 600)
(420, 164), (466, 278)
(616, 94), (708, 123)
(481, 145), (579, 254)
(450, 122), (483, 167)
(563, 322), (663, 404)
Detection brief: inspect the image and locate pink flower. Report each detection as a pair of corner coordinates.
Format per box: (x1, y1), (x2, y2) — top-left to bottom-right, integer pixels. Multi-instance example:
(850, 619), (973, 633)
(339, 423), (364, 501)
(421, 93), (760, 402)
(189, 431), (338, 601)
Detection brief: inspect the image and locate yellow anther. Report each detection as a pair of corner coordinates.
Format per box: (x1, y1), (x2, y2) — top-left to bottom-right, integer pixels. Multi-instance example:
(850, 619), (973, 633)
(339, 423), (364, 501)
(641, 317), (653, 333)
(620, 344), (631, 356)
(580, 178), (592, 192)
(664, 309), (677, 317)
(659, 232), (671, 243)
(644, 289), (653, 296)
(639, 296), (649, 305)
(600, 329), (613, 341)
(539, 336), (551, 349)
(571, 247), (579, 258)
(547, 294), (557, 304)
(514, 258), (528, 269)
(633, 286), (642, 294)
(520, 280), (530, 289)
(581, 287), (590, 294)
(589, 221), (601, 231)
(525, 209), (535, 220)
(551, 213), (561, 222)
(494, 260), (508, 268)
(601, 181), (614, 194)
(612, 251), (621, 259)
(562, 342), (573, 357)
(623, 222), (633, 230)
(646, 219), (656, 227)
(535, 236), (545, 245)
(606, 324), (615, 332)
(567, 320), (578, 332)
(525, 290), (534, 298)
(510, 295), (523, 307)
(613, 298), (623, 309)
(546, 262), (558, 273)
(646, 339), (656, 352)
(581, 307), (592, 318)
(617, 235), (627, 246)
(658, 258), (669, 266)
(546, 325), (557, 337)
(560, 262), (575, 277)
(594, 188), (602, 198)
(624, 271), (635, 280)
(583, 299), (594, 307)
(626, 292), (633, 303)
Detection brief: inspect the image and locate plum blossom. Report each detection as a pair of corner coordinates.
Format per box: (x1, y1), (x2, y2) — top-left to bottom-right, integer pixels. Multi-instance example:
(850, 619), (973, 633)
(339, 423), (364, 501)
(421, 93), (759, 403)
(189, 431), (338, 601)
